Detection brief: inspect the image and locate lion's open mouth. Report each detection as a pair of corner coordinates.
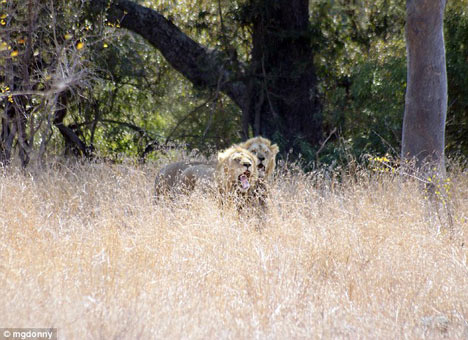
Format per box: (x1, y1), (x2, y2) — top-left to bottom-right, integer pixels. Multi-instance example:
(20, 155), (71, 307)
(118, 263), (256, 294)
(257, 163), (265, 177)
(258, 163), (266, 172)
(238, 170), (251, 190)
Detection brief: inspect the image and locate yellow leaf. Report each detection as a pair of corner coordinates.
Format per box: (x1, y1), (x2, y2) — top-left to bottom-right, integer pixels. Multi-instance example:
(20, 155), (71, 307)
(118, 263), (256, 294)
(10, 50), (18, 57)
(76, 42), (84, 50)
(0, 14), (7, 19)
(64, 33), (72, 40)
(103, 43), (108, 48)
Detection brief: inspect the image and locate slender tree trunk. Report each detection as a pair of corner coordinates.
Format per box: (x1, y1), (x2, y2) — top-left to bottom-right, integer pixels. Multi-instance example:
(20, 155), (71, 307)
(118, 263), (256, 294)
(0, 106), (16, 165)
(1, 38), (17, 165)
(402, 0), (447, 173)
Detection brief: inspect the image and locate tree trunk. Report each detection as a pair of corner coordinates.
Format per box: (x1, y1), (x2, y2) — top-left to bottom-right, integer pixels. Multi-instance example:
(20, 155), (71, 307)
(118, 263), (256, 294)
(402, 0), (447, 173)
(247, 0), (321, 152)
(88, 0), (322, 154)
(0, 105), (16, 165)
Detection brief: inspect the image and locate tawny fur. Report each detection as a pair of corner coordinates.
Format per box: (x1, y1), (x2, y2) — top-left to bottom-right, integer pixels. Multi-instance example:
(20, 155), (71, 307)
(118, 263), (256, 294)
(238, 136), (279, 209)
(154, 146), (259, 206)
(215, 146), (258, 197)
(154, 160), (213, 196)
(180, 164), (216, 192)
(239, 136), (279, 181)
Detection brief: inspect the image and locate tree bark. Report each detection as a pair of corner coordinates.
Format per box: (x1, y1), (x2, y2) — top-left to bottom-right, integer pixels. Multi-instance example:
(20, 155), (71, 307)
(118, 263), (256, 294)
(88, 0), (322, 153)
(248, 0), (322, 151)
(0, 105), (16, 165)
(402, 0), (447, 172)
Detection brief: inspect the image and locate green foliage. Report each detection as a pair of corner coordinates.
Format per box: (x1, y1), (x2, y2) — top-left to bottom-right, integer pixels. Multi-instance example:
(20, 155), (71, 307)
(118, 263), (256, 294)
(345, 41), (406, 155)
(77, 0), (246, 159)
(0, 0), (103, 164)
(445, 5), (468, 156)
(310, 0), (407, 164)
(311, 0), (468, 166)
(2, 0), (467, 164)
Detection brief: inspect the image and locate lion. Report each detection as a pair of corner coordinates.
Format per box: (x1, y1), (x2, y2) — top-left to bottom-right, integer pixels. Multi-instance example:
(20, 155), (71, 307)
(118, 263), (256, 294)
(239, 136), (279, 208)
(154, 146), (259, 208)
(239, 136), (279, 181)
(215, 146), (258, 200)
(154, 160), (214, 196)
(179, 163), (216, 192)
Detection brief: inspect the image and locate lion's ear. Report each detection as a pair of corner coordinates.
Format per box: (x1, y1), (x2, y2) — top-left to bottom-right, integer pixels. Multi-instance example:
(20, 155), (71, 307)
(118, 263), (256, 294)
(217, 149), (228, 163)
(271, 144), (279, 156)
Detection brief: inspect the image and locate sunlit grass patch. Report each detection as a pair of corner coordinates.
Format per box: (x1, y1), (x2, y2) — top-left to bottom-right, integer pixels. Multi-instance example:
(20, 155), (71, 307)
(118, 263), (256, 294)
(0, 159), (467, 338)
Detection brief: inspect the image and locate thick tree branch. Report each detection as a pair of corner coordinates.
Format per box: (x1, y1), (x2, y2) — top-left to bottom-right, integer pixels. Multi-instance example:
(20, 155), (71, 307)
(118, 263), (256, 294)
(53, 94), (91, 157)
(88, 0), (247, 109)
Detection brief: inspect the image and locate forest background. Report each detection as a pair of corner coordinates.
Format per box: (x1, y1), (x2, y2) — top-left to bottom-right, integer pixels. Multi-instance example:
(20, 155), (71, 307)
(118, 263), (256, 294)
(0, 0), (467, 166)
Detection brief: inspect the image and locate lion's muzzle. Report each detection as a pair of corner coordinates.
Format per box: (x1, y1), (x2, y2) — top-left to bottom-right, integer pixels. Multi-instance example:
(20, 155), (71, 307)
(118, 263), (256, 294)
(238, 170), (251, 190)
(257, 163), (266, 177)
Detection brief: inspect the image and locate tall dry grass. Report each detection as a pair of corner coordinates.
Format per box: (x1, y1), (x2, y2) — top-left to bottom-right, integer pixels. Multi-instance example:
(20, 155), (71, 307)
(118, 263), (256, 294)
(0, 159), (467, 339)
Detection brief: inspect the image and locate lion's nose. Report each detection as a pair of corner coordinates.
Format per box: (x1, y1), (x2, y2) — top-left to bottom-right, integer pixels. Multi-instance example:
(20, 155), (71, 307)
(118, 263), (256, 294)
(258, 155), (265, 162)
(242, 162), (251, 169)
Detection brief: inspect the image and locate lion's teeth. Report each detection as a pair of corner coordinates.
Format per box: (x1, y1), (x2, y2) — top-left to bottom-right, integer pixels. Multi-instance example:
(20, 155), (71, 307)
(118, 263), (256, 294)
(239, 175), (250, 189)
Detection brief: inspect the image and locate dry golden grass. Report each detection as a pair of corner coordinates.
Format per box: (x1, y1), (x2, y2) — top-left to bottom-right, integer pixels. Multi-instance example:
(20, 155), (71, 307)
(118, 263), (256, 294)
(0, 159), (467, 339)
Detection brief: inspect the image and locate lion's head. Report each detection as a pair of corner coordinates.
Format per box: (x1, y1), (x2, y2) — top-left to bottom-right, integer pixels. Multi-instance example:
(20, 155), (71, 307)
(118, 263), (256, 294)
(240, 136), (279, 180)
(216, 146), (258, 194)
